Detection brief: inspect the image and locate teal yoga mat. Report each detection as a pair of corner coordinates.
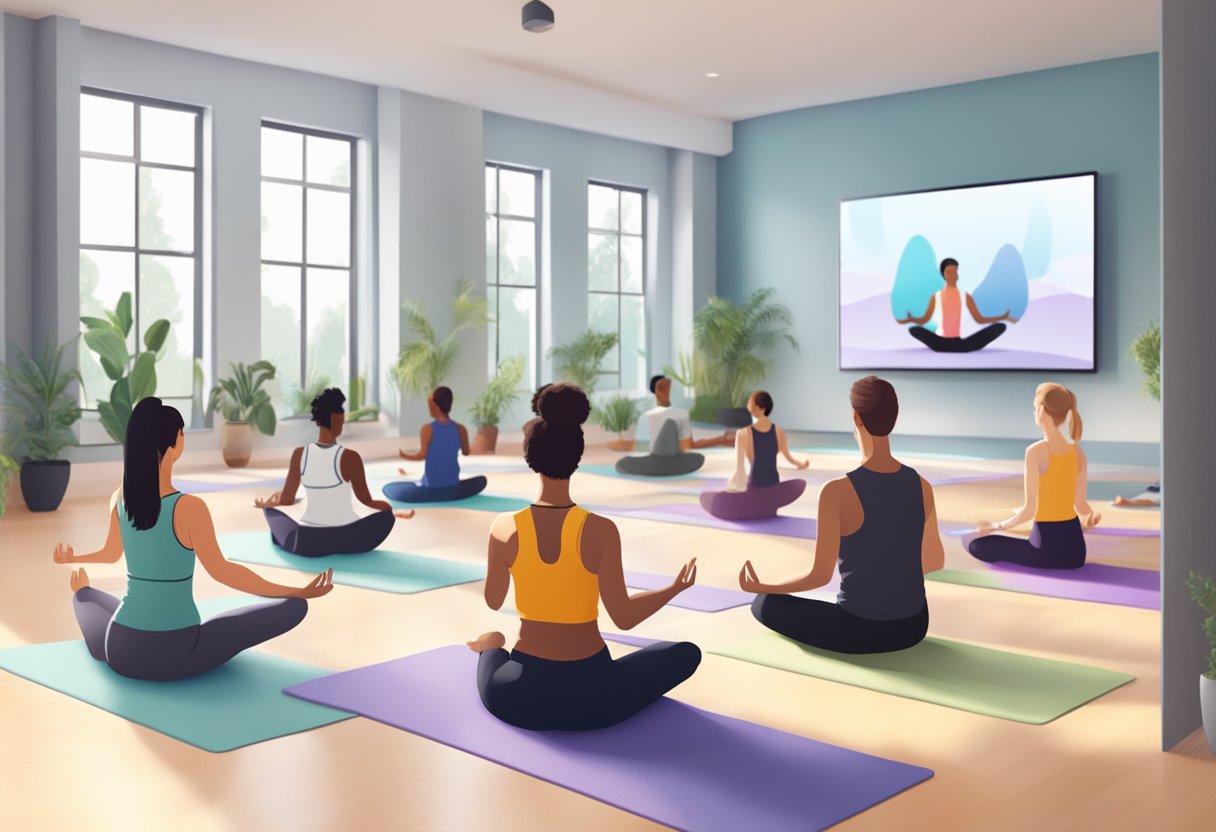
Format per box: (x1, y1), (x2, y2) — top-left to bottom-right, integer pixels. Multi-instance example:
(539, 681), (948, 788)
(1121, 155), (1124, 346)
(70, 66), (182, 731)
(0, 636), (351, 752)
(382, 492), (531, 514)
(712, 634), (1135, 724)
(219, 532), (484, 593)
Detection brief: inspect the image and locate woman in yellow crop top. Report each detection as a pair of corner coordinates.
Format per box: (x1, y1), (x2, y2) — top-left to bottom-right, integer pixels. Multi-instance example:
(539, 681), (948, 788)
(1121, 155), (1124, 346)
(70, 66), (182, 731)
(466, 383), (701, 731)
(968, 383), (1101, 569)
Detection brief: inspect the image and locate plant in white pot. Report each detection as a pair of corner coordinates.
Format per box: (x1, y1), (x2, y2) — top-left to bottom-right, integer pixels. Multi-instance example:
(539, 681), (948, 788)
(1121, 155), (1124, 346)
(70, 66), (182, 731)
(594, 393), (643, 451)
(1186, 571), (1216, 752)
(469, 356), (526, 455)
(207, 361), (277, 468)
(0, 339), (83, 512)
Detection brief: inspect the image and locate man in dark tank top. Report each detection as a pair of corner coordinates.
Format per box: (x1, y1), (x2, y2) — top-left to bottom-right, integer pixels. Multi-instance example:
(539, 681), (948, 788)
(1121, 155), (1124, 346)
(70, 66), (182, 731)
(739, 377), (945, 654)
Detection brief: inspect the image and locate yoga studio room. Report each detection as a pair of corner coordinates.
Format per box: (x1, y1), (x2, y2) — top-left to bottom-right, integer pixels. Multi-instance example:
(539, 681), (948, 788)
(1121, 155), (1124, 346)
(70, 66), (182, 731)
(0, 1), (1212, 830)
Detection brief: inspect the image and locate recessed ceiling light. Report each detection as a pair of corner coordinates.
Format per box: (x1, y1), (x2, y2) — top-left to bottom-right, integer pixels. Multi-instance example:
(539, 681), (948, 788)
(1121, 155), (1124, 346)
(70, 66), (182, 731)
(705, 72), (721, 79)
(522, 1), (555, 33)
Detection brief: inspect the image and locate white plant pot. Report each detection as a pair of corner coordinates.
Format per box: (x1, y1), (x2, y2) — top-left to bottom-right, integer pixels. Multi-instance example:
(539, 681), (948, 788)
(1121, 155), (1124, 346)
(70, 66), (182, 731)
(1202, 673), (1216, 753)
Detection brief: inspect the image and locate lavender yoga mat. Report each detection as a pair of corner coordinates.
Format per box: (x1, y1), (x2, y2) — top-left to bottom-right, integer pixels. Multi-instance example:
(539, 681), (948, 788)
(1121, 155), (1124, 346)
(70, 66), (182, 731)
(599, 502), (818, 539)
(284, 646), (933, 832)
(945, 526), (1158, 539)
(624, 570), (752, 612)
(928, 563), (1160, 610)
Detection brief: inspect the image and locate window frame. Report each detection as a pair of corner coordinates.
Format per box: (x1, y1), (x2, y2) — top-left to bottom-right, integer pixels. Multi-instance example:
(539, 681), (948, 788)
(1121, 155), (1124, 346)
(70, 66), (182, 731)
(485, 161), (543, 390)
(587, 180), (647, 390)
(259, 121), (360, 403)
(79, 87), (205, 413)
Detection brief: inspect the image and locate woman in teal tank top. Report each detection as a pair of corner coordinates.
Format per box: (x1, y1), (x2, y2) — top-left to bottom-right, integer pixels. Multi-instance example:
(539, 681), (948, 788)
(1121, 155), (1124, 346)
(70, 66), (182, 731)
(52, 398), (334, 681)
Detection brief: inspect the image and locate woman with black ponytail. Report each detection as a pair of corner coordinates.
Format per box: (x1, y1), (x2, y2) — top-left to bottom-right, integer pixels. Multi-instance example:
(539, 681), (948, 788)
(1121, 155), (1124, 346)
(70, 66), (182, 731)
(51, 398), (333, 681)
(467, 383), (703, 731)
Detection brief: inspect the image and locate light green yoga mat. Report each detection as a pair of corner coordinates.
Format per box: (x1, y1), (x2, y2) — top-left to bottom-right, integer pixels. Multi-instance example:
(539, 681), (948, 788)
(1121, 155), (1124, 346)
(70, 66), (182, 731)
(712, 634), (1135, 724)
(219, 531), (485, 593)
(374, 489), (531, 514)
(0, 634), (351, 752)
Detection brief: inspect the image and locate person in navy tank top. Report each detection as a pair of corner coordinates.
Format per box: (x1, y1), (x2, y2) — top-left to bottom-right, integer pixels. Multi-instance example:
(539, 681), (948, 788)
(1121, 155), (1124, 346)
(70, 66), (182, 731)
(385, 386), (489, 503)
(739, 377), (945, 654)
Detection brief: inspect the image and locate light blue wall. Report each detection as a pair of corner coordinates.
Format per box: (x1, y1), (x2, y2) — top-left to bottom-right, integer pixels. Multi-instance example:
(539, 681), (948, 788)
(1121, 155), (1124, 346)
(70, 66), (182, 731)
(718, 54), (1161, 443)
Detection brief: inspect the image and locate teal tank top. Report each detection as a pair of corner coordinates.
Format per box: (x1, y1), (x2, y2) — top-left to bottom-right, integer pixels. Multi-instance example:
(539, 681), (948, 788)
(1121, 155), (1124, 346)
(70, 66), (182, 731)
(111, 492), (202, 631)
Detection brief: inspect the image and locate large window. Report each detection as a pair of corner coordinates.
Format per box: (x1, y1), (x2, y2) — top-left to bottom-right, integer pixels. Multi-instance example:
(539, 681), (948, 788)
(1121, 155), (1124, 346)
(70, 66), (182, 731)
(485, 163), (540, 389)
(260, 124), (356, 415)
(587, 182), (646, 390)
(79, 91), (202, 418)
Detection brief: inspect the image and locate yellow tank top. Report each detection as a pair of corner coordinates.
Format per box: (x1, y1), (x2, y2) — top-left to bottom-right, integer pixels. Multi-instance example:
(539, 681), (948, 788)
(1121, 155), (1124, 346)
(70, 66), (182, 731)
(1036, 445), (1079, 522)
(510, 506), (599, 624)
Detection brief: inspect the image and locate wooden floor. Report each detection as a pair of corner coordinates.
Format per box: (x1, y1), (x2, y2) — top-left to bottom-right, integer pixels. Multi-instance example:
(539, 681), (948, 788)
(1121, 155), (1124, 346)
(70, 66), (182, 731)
(1, 441), (1213, 832)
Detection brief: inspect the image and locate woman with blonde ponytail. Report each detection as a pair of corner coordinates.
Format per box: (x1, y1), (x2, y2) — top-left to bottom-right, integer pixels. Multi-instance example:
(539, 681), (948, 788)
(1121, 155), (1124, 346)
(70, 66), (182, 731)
(968, 383), (1100, 569)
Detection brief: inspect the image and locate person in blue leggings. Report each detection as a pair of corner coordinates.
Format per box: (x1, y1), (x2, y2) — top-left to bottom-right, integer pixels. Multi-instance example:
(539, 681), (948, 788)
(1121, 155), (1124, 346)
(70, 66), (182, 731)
(386, 386), (488, 503)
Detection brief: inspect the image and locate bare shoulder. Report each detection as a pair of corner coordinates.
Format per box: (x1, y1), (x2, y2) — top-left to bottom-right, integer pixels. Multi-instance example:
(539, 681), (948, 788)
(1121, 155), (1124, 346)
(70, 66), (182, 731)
(490, 511), (517, 543)
(584, 511), (618, 536)
(819, 476), (852, 503)
(341, 447), (364, 464)
(175, 493), (209, 518)
(1025, 440), (1047, 460)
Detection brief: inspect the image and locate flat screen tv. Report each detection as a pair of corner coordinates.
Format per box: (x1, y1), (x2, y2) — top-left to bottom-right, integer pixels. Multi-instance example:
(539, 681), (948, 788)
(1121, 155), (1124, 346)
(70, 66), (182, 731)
(839, 172), (1096, 371)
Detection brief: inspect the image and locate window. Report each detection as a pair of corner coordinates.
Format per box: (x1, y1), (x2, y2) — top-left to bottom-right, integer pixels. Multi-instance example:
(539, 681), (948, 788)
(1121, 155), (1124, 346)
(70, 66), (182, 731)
(485, 163), (540, 389)
(260, 124), (356, 415)
(79, 91), (202, 418)
(587, 182), (646, 390)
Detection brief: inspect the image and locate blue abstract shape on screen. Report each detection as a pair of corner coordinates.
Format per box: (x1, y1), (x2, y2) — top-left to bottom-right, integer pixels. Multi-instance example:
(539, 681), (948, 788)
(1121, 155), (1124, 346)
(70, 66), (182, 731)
(890, 235), (941, 324)
(848, 199), (889, 257)
(973, 244), (1029, 319)
(1021, 200), (1053, 279)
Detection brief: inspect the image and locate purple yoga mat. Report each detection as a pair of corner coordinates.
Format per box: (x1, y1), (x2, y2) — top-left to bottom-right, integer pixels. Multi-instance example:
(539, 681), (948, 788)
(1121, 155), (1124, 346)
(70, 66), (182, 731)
(177, 477), (283, 494)
(599, 502), (818, 539)
(601, 632), (665, 649)
(933, 562), (1160, 610)
(946, 526), (1159, 539)
(284, 646), (933, 832)
(624, 570), (753, 612)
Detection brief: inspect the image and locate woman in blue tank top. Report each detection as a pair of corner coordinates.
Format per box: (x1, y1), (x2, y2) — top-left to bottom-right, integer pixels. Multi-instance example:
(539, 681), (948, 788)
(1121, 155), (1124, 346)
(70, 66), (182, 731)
(738, 377), (945, 653)
(385, 386), (488, 503)
(52, 398), (334, 681)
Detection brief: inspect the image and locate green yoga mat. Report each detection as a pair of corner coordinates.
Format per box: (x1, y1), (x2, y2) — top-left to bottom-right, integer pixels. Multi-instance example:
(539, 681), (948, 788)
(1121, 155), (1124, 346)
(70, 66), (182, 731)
(219, 532), (485, 593)
(712, 634), (1135, 724)
(0, 637), (351, 752)
(376, 490), (531, 514)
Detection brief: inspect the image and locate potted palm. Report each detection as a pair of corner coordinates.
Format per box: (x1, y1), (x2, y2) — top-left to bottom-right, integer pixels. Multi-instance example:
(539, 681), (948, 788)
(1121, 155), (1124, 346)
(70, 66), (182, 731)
(0, 339), (84, 512)
(594, 394), (643, 451)
(549, 330), (619, 398)
(469, 356), (526, 454)
(348, 373), (380, 423)
(1187, 571), (1216, 752)
(394, 277), (490, 397)
(1130, 320), (1161, 401)
(207, 361), (278, 468)
(0, 451), (17, 518)
(690, 288), (798, 426)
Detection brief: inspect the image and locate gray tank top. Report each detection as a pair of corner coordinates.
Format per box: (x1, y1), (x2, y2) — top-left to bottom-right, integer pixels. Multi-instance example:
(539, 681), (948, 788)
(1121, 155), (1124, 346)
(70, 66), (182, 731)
(749, 426), (779, 488)
(836, 465), (927, 621)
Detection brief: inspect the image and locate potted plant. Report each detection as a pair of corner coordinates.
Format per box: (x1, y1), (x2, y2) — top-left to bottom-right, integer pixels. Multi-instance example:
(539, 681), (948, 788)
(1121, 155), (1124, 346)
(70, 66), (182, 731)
(290, 370), (331, 418)
(1187, 571), (1216, 752)
(394, 277), (490, 396)
(689, 288), (798, 426)
(594, 393), (643, 451)
(348, 373), (380, 423)
(207, 360), (277, 468)
(0, 339), (83, 512)
(1130, 320), (1161, 401)
(0, 451), (17, 518)
(549, 330), (619, 397)
(469, 356), (526, 454)
(80, 291), (171, 443)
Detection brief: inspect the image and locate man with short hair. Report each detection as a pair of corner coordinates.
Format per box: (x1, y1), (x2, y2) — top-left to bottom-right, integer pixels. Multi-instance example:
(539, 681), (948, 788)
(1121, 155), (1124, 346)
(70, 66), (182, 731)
(640, 375), (732, 451)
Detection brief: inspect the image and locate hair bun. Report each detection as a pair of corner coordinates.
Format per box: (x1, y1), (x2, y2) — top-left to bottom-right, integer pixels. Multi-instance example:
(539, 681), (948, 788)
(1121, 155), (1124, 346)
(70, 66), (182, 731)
(537, 383), (590, 428)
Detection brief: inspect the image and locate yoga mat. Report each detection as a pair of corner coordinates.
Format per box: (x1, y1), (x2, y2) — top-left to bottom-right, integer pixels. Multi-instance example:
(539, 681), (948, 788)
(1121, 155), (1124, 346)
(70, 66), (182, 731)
(945, 526), (1159, 539)
(382, 492), (531, 514)
(623, 570), (753, 612)
(1086, 480), (1158, 502)
(600, 632), (665, 649)
(579, 462), (711, 482)
(712, 634), (1134, 724)
(927, 564), (1159, 610)
(597, 502), (817, 539)
(219, 532), (484, 594)
(177, 477), (282, 494)
(284, 646), (933, 831)
(0, 639), (351, 752)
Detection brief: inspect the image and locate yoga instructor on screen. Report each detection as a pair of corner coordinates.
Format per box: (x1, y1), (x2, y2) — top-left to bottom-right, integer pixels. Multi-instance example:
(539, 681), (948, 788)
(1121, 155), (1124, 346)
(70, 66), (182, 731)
(896, 258), (1018, 353)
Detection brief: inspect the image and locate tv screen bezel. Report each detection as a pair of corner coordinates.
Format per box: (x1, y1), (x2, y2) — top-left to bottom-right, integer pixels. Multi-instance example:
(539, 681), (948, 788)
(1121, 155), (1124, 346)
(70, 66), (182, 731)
(837, 170), (1099, 374)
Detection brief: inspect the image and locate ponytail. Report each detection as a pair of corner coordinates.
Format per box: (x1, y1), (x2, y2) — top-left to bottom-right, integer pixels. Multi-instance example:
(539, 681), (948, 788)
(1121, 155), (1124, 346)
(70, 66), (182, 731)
(123, 398), (185, 531)
(1068, 406), (1083, 442)
(1035, 382), (1083, 443)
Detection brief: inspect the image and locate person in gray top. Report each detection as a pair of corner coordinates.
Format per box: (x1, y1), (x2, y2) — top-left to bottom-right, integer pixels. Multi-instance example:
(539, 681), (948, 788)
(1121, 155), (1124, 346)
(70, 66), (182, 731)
(739, 376), (945, 653)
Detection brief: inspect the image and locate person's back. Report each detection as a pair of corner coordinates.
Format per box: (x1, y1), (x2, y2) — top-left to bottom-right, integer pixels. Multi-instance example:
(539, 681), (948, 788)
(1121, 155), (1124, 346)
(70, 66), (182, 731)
(423, 420), (462, 488)
(749, 425), (780, 488)
(113, 492), (201, 631)
(299, 442), (359, 526)
(1035, 444), (1079, 522)
(510, 505), (598, 629)
(837, 465), (926, 621)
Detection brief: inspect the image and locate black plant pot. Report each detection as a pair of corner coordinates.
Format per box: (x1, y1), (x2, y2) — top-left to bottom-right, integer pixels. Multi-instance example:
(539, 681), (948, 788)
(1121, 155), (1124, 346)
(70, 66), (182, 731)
(716, 407), (753, 428)
(20, 459), (71, 512)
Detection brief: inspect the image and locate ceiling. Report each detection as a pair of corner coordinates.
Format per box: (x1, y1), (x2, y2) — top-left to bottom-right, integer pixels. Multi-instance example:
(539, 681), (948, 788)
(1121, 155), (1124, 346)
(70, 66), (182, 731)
(2, 1), (1159, 154)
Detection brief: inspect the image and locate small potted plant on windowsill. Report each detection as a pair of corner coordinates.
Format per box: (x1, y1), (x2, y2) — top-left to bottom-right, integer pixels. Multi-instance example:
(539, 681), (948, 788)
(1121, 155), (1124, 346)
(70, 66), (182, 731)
(0, 339), (84, 512)
(594, 393), (643, 452)
(1186, 571), (1216, 752)
(469, 356), (526, 455)
(208, 360), (277, 468)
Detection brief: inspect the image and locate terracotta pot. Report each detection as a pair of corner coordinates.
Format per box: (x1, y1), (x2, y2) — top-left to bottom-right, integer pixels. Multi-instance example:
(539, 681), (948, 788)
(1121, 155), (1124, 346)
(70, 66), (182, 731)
(471, 425), (499, 455)
(607, 436), (636, 452)
(221, 421), (252, 468)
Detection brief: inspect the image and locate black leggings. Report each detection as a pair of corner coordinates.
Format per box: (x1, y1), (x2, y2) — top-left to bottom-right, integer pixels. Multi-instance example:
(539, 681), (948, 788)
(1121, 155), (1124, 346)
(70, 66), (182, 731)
(751, 594), (929, 654)
(72, 587), (307, 681)
(967, 517), (1087, 570)
(909, 323), (1006, 353)
(476, 641), (702, 731)
(264, 508), (394, 557)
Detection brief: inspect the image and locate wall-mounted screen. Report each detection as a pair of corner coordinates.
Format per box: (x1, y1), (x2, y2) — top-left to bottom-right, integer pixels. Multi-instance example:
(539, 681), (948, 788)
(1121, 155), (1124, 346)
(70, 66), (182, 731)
(839, 172), (1096, 371)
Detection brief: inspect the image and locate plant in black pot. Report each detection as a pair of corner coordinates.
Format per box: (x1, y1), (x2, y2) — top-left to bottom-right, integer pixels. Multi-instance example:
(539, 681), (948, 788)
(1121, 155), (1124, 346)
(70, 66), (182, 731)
(0, 451), (18, 519)
(688, 288), (799, 427)
(0, 339), (83, 512)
